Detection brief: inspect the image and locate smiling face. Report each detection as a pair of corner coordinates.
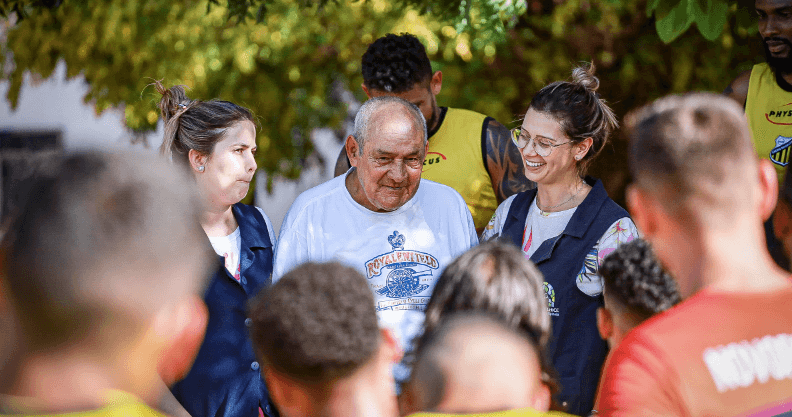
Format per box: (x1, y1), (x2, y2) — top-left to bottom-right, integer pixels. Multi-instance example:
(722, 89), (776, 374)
(757, 0), (792, 72)
(518, 108), (586, 186)
(347, 105), (426, 212)
(194, 120), (257, 207)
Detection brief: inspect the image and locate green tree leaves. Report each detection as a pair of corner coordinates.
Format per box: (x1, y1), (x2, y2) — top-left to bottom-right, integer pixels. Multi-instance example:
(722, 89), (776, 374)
(649, 0), (730, 43)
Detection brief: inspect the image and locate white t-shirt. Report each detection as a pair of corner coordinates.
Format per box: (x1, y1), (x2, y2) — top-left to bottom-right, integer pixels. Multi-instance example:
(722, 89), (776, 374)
(274, 171), (478, 350)
(208, 207), (276, 281)
(482, 194), (639, 297)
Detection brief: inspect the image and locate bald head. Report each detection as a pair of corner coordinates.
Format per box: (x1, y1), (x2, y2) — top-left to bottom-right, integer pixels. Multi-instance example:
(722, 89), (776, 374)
(352, 96), (427, 154)
(626, 93), (757, 224)
(407, 314), (548, 414)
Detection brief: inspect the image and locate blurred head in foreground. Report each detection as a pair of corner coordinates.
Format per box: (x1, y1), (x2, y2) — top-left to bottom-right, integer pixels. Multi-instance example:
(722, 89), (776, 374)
(248, 262), (400, 417)
(626, 92), (779, 296)
(405, 313), (550, 414)
(0, 150), (212, 411)
(404, 241), (554, 413)
(597, 239), (682, 349)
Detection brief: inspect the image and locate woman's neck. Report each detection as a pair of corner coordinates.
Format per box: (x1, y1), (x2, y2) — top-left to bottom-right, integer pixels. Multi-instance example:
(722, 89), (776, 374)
(201, 203), (238, 237)
(536, 175), (589, 213)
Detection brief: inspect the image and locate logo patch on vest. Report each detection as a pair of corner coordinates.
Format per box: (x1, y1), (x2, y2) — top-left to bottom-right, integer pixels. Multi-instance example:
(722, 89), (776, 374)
(766, 103), (792, 126)
(421, 151), (447, 173)
(544, 281), (560, 317)
(365, 231), (439, 311)
(770, 135), (792, 167)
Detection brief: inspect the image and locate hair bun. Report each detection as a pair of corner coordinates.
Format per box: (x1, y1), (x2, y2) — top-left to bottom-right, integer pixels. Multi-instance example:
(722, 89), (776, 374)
(571, 63), (600, 93)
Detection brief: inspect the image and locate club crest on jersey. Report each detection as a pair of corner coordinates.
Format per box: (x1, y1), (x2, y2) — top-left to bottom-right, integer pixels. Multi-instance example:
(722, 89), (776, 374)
(421, 151), (447, 172)
(544, 281), (560, 317)
(365, 231), (439, 303)
(770, 135), (792, 167)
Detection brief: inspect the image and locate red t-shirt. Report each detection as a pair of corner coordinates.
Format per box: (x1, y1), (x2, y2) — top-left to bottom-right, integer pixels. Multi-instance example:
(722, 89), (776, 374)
(597, 286), (792, 417)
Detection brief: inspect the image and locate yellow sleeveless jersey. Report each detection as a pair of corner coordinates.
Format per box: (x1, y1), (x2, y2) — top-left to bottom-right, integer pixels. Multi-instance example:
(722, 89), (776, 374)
(746, 63), (792, 183)
(422, 108), (497, 230)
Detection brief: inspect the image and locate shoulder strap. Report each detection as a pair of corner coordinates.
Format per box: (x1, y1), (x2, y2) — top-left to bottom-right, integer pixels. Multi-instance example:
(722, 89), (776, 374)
(501, 190), (537, 247)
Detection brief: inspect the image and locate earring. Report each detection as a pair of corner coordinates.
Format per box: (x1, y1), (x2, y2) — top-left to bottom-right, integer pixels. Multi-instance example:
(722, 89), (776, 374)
(575, 155), (581, 160)
(198, 166), (205, 172)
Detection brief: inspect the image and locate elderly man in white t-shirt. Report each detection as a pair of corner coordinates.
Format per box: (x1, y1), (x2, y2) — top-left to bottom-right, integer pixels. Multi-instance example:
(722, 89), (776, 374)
(274, 96), (477, 359)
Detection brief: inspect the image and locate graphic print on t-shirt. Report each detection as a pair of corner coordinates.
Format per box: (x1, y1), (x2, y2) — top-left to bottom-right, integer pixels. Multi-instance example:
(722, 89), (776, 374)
(365, 231), (439, 312)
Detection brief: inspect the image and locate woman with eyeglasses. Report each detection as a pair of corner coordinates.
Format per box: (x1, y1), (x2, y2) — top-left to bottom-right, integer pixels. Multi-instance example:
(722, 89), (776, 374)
(481, 64), (637, 416)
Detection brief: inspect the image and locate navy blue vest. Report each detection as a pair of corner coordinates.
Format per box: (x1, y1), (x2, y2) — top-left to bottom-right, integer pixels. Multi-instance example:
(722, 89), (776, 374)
(501, 177), (628, 416)
(172, 203), (277, 417)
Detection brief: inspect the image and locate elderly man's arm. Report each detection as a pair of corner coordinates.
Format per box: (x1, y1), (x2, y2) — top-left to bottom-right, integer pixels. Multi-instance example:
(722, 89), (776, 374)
(484, 119), (535, 203)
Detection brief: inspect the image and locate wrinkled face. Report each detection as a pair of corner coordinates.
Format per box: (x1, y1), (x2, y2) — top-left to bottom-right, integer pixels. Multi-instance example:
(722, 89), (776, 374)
(519, 108), (580, 186)
(197, 120), (257, 207)
(368, 83), (438, 132)
(350, 108), (426, 212)
(757, 0), (792, 71)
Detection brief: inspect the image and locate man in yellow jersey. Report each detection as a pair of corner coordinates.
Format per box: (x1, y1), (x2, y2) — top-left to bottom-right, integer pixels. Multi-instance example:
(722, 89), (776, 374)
(0, 151), (212, 417)
(726, 0), (792, 182)
(334, 33), (534, 233)
(725, 0), (792, 269)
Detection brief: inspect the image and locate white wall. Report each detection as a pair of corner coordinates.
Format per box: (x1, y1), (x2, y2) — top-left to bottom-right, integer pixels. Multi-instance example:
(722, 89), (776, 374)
(0, 61), (163, 151)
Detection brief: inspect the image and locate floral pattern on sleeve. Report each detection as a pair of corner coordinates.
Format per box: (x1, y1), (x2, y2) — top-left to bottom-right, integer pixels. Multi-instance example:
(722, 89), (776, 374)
(575, 217), (639, 297)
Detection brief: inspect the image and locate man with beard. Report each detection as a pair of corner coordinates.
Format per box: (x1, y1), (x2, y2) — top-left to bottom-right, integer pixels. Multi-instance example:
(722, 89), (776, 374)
(725, 0), (792, 269)
(334, 33), (534, 234)
(726, 0), (792, 182)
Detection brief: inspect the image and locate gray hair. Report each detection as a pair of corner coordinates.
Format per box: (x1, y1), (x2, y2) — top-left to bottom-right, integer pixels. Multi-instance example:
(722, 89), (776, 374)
(352, 96), (427, 153)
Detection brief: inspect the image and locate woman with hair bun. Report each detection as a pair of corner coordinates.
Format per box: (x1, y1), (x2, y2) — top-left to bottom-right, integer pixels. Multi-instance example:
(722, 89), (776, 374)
(482, 64), (638, 416)
(154, 82), (279, 417)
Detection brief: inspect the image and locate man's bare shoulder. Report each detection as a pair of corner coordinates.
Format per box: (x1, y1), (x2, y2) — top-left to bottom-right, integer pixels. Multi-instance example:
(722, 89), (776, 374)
(724, 69), (752, 108)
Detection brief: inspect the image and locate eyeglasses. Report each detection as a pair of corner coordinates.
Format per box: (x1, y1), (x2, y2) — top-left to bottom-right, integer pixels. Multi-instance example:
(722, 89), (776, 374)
(511, 127), (571, 157)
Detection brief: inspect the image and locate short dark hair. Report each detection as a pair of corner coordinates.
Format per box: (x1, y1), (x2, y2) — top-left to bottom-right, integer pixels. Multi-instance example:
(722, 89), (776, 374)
(782, 155), (792, 207)
(599, 239), (681, 323)
(155, 81), (255, 164)
(409, 313), (542, 412)
(529, 64), (618, 175)
(415, 241), (557, 399)
(362, 33), (433, 93)
(1, 150), (209, 351)
(248, 262), (380, 386)
(625, 92), (753, 217)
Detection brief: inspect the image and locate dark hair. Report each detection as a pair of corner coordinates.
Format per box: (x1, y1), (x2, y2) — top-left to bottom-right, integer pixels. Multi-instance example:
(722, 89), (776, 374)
(625, 92), (752, 213)
(599, 239), (681, 322)
(414, 241), (557, 400)
(783, 159), (792, 206)
(529, 64), (618, 174)
(409, 313), (544, 412)
(248, 262), (380, 386)
(1, 150), (208, 351)
(155, 81), (255, 164)
(362, 33), (433, 93)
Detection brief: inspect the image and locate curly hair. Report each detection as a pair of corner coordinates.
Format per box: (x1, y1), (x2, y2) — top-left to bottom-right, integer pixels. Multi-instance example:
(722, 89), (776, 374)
(362, 33), (433, 93)
(247, 262), (380, 386)
(599, 239), (681, 322)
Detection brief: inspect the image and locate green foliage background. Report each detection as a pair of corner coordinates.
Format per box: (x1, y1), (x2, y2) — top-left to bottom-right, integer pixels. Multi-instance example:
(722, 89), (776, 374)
(1, 0), (763, 204)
